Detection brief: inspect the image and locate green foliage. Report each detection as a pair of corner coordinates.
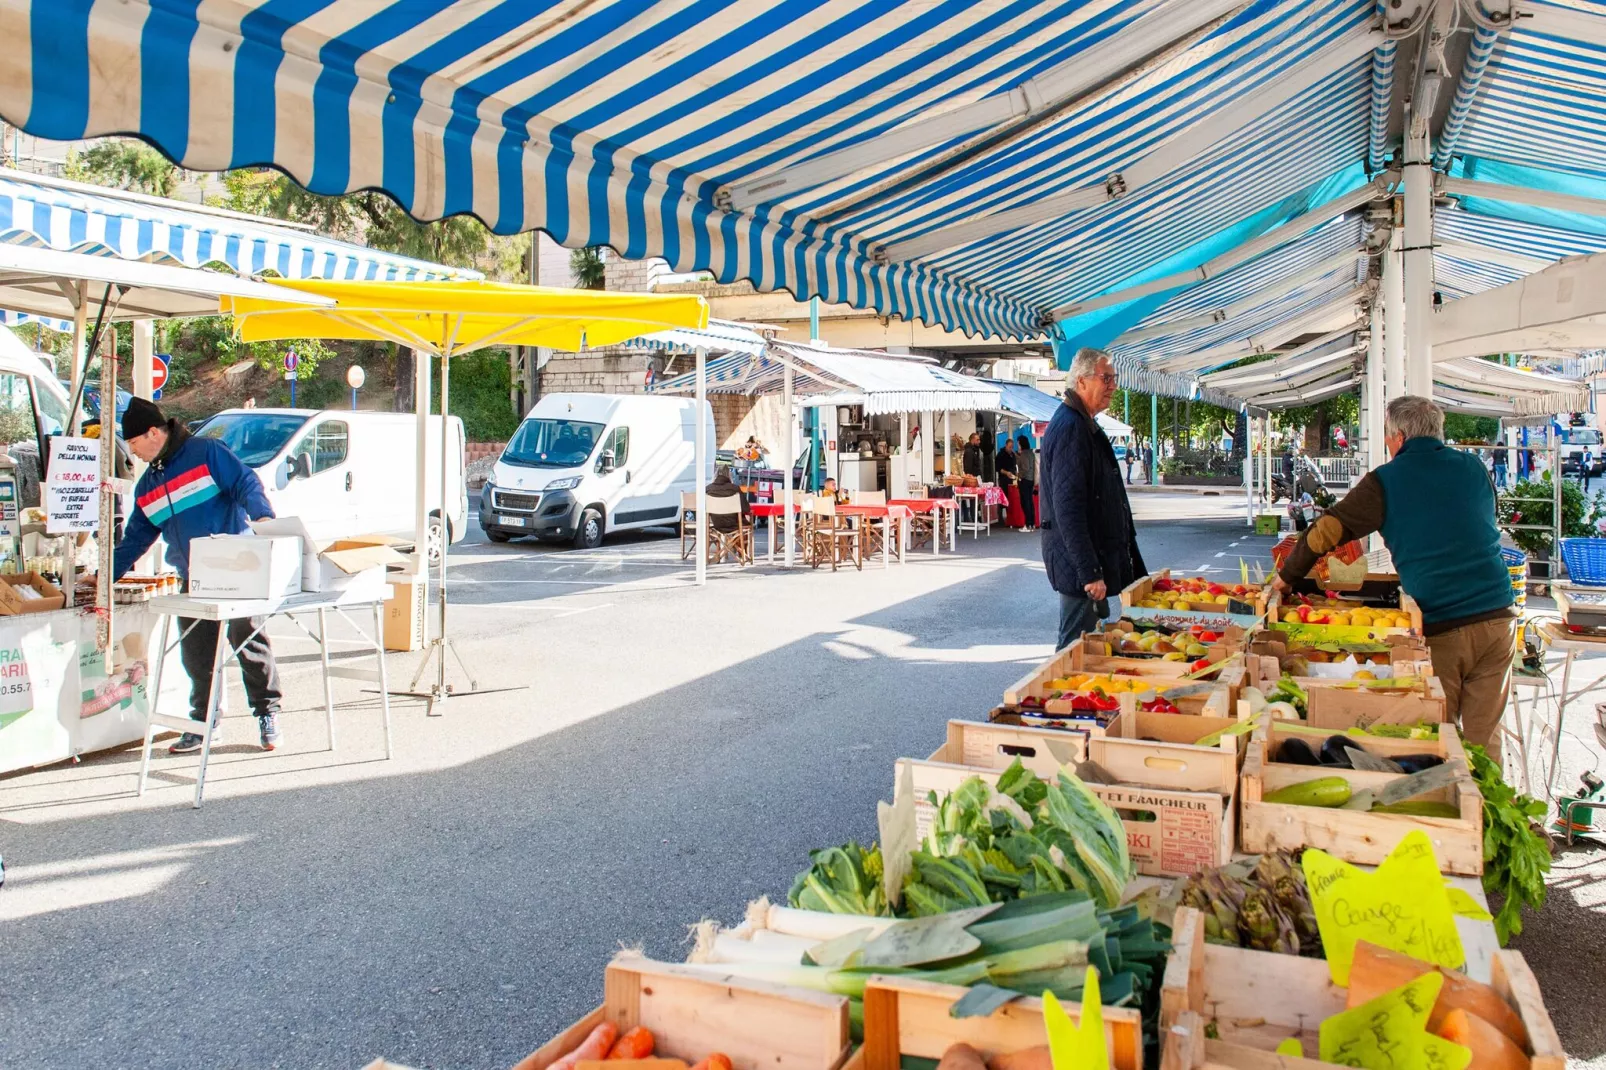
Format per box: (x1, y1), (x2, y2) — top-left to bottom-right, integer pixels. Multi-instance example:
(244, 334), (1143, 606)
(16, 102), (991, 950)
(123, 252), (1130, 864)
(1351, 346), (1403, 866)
(1464, 743), (1551, 944)
(1497, 473), (1603, 558)
(1443, 413), (1500, 443)
(64, 139), (181, 197)
(570, 247), (607, 290)
(164, 315), (334, 378)
(430, 350), (519, 441)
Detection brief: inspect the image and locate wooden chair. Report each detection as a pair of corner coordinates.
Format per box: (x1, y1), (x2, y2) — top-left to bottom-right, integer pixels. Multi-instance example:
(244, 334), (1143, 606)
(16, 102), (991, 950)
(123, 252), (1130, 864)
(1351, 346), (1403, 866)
(808, 497), (862, 571)
(705, 495), (754, 566)
(679, 491), (699, 560)
(849, 489), (897, 560)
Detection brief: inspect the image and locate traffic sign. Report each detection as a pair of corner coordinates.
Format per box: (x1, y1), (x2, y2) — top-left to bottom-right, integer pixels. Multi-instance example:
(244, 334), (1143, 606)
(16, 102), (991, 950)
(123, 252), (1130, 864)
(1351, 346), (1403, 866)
(284, 350), (299, 372)
(151, 352), (170, 396)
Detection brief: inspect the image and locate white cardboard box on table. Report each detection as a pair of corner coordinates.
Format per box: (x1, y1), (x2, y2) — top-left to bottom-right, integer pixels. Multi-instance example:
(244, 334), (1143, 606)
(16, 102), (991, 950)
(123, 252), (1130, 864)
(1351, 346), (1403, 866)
(252, 518), (409, 599)
(188, 534), (304, 599)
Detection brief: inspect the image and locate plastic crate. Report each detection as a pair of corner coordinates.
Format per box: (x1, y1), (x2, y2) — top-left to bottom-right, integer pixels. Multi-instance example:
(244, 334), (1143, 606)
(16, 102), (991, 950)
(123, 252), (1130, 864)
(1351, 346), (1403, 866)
(1560, 538), (1606, 588)
(1255, 513), (1280, 535)
(1501, 545), (1529, 606)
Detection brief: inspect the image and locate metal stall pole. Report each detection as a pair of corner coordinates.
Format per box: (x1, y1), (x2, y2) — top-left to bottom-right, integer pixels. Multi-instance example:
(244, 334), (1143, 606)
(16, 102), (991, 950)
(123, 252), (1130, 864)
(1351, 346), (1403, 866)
(783, 356), (795, 568)
(695, 347), (708, 585)
(1403, 126), (1434, 396)
(1384, 226), (1405, 401)
(435, 350), (451, 703)
(414, 348), (430, 576)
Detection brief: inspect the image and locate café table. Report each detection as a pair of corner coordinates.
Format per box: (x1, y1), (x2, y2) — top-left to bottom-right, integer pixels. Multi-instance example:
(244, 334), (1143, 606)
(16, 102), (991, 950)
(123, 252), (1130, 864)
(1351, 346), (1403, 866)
(890, 498), (959, 555)
(749, 500), (807, 565)
(836, 503), (913, 567)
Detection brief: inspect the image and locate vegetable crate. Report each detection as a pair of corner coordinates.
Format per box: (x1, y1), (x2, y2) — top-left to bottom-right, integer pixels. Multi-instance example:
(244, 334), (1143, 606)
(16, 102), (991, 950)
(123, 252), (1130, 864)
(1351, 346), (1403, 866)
(1159, 907), (1564, 1070)
(1302, 676), (1448, 730)
(1003, 644), (1241, 718)
(1238, 723), (1484, 875)
(1121, 570), (1270, 617)
(860, 975), (1142, 1070)
(1267, 591), (1424, 636)
(510, 957), (853, 1070)
(1078, 626), (1252, 676)
(903, 713), (1241, 877)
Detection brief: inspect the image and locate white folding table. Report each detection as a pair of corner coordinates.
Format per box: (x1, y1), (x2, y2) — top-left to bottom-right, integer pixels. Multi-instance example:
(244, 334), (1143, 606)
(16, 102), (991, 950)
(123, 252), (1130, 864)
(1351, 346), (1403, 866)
(137, 588), (392, 807)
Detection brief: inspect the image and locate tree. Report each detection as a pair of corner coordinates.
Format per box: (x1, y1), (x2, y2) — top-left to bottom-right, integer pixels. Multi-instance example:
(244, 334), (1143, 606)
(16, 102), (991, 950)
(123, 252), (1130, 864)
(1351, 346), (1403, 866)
(64, 139), (182, 197)
(1444, 412), (1500, 443)
(570, 247), (606, 289)
(1276, 391), (1360, 452)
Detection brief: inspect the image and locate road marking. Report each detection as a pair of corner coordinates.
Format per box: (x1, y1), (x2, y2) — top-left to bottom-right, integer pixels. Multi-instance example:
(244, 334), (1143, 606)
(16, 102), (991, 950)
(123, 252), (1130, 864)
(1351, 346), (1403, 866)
(1214, 551), (1226, 557)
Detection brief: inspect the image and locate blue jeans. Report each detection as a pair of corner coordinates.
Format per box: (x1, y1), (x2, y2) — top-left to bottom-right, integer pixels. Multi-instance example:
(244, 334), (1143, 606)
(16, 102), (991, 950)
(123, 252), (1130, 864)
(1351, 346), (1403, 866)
(1057, 592), (1107, 651)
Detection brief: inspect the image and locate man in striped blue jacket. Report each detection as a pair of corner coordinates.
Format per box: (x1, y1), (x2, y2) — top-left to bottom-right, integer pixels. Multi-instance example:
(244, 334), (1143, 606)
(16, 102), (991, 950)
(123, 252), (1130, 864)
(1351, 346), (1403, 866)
(113, 398), (285, 754)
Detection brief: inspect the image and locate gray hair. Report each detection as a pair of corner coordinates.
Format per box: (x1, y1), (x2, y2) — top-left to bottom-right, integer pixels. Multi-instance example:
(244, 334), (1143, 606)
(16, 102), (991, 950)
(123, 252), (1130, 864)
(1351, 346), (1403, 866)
(1070, 347), (1113, 384)
(1385, 395), (1444, 441)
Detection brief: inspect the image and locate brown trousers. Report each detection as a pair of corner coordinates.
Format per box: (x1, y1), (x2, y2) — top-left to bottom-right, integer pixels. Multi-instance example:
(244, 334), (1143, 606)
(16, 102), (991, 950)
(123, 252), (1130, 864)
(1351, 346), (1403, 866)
(1425, 615), (1518, 760)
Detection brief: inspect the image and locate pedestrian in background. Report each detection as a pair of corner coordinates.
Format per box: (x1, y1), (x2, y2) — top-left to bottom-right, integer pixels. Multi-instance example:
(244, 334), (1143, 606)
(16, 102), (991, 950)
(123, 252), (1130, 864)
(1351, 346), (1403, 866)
(1124, 448), (1135, 484)
(962, 432), (984, 479)
(1039, 348), (1146, 650)
(1143, 443), (1155, 484)
(1016, 434), (1037, 531)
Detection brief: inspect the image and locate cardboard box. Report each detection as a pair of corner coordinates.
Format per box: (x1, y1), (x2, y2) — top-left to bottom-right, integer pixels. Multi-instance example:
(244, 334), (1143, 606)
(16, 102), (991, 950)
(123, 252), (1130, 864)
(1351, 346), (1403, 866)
(0, 572), (65, 614)
(188, 534), (303, 599)
(252, 519), (410, 595)
(383, 576), (426, 652)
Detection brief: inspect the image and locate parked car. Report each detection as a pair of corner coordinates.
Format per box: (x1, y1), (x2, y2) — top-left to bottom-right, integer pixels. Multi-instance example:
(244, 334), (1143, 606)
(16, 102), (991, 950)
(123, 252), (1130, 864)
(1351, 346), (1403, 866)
(60, 379), (132, 422)
(191, 408), (467, 554)
(481, 393), (714, 548)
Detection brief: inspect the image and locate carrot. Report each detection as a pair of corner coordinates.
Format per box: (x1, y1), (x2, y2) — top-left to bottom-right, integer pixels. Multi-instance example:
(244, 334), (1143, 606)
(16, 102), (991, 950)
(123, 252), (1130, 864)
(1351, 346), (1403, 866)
(609, 1028), (655, 1060)
(1438, 1009), (1530, 1070)
(688, 1055), (732, 1070)
(1345, 942), (1528, 1049)
(549, 1022), (620, 1070)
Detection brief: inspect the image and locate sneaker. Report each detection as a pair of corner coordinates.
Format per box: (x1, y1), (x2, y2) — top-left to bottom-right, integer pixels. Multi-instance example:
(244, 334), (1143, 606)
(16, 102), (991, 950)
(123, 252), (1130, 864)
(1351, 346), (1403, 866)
(258, 713), (282, 751)
(168, 732), (206, 755)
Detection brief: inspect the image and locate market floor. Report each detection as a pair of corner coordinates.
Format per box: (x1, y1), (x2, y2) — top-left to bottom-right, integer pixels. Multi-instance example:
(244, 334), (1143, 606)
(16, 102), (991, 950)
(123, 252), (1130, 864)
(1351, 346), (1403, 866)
(0, 497), (1601, 1070)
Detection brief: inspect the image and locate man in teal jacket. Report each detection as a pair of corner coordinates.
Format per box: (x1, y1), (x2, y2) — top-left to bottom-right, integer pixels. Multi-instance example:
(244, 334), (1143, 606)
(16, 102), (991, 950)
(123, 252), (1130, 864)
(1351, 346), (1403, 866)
(1274, 396), (1515, 756)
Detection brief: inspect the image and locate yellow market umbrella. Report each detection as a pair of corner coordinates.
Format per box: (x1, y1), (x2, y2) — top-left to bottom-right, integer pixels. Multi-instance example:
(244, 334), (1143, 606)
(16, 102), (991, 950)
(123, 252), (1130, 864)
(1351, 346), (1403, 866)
(221, 278), (709, 712)
(222, 277), (708, 355)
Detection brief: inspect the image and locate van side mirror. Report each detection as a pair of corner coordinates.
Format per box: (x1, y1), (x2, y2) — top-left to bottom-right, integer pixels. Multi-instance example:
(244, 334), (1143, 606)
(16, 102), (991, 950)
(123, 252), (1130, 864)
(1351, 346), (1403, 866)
(599, 449), (616, 473)
(290, 454), (312, 480)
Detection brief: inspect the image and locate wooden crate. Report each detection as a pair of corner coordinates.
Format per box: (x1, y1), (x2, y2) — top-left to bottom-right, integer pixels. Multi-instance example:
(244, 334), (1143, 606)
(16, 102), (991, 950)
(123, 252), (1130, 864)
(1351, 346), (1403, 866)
(1120, 569), (1269, 623)
(1159, 908), (1564, 1070)
(861, 975), (1142, 1070)
(901, 714), (1239, 877)
(1237, 724), (1483, 875)
(1304, 677), (1448, 729)
(1004, 639), (1245, 712)
(1266, 591), (1424, 636)
(510, 958), (852, 1070)
(1074, 626), (1250, 677)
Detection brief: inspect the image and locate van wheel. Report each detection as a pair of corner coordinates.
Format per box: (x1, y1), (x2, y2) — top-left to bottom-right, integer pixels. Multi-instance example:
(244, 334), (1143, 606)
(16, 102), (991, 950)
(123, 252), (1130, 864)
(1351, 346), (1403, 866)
(427, 514), (451, 563)
(574, 508), (604, 549)
(486, 527), (512, 543)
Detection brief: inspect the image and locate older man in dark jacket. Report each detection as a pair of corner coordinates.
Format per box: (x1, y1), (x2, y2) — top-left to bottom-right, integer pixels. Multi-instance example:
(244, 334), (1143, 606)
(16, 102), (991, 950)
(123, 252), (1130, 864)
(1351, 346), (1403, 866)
(1040, 348), (1147, 651)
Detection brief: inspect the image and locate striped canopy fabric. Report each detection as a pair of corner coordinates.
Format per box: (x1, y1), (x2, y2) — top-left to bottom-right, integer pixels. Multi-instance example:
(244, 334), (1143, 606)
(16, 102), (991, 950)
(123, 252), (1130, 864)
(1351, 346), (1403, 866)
(8, 0), (1606, 408)
(0, 170), (475, 283)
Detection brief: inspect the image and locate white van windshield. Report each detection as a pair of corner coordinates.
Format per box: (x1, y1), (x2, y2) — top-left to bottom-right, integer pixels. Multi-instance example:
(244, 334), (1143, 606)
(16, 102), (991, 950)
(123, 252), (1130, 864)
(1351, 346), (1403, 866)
(195, 413), (311, 466)
(504, 417), (604, 468)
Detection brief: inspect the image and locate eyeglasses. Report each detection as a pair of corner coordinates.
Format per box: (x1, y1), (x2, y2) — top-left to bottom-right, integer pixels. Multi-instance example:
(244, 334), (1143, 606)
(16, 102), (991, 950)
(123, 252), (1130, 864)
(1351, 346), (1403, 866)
(1093, 372), (1118, 384)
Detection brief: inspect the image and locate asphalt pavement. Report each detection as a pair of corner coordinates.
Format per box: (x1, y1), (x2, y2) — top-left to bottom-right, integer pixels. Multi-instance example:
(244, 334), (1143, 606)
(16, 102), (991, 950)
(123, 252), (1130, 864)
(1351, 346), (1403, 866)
(1, 494), (1602, 1070)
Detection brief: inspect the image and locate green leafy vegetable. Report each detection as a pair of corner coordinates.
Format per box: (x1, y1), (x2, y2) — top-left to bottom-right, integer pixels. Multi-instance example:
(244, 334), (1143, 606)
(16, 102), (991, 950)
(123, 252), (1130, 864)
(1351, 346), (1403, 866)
(1465, 743), (1552, 943)
(787, 841), (890, 916)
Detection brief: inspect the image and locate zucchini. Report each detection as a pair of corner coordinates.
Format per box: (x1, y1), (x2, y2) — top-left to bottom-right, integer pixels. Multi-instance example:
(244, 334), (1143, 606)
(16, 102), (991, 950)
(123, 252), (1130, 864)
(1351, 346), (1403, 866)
(1263, 776), (1352, 807)
(1370, 800), (1461, 818)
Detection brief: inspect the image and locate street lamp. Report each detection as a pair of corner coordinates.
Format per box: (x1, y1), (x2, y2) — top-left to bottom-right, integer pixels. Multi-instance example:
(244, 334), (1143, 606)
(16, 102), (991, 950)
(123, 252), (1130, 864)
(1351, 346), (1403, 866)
(346, 365), (365, 410)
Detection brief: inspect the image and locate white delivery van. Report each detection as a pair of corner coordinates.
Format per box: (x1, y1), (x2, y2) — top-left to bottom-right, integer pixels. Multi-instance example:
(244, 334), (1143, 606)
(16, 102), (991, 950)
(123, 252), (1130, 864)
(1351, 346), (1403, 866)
(192, 408), (468, 554)
(481, 393), (714, 548)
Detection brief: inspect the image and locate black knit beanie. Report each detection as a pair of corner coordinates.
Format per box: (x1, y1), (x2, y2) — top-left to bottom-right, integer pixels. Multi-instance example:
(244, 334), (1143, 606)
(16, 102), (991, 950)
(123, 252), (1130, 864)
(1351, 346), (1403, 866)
(122, 397), (166, 440)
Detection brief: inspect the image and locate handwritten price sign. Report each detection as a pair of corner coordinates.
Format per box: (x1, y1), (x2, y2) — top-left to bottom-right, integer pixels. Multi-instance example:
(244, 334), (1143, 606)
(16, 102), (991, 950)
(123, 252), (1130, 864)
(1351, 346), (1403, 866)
(46, 437), (101, 535)
(1303, 830), (1465, 986)
(1319, 973), (1471, 1070)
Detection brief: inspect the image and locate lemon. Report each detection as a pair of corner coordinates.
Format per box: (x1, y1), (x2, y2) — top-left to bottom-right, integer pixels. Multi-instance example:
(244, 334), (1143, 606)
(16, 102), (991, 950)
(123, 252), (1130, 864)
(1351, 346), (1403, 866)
(1282, 610), (1301, 623)
(1174, 600), (1191, 611)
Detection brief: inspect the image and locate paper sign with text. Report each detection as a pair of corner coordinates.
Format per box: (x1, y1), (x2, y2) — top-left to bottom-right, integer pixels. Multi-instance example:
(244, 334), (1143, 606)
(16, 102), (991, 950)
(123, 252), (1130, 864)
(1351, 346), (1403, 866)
(1303, 829), (1464, 986)
(1044, 966), (1107, 1070)
(45, 437), (100, 534)
(1319, 973), (1471, 1070)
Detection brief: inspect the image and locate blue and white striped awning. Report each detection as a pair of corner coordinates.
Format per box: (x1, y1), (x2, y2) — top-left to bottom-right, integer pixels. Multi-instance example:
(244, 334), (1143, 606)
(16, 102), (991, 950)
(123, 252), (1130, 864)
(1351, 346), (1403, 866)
(621, 320), (767, 358)
(6, 0), (1376, 343)
(0, 169), (476, 283)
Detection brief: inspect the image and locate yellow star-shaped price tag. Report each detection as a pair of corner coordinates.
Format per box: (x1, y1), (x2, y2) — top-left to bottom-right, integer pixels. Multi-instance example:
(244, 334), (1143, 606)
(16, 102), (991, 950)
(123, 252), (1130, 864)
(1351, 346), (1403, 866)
(1320, 973), (1471, 1070)
(1043, 967), (1108, 1070)
(1302, 829), (1465, 986)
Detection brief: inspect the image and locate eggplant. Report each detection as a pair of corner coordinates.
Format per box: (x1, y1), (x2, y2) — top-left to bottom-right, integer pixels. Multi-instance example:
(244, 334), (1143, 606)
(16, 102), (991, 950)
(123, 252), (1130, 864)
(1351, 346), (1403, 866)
(1277, 737), (1321, 765)
(1319, 734), (1369, 767)
(1393, 753), (1445, 774)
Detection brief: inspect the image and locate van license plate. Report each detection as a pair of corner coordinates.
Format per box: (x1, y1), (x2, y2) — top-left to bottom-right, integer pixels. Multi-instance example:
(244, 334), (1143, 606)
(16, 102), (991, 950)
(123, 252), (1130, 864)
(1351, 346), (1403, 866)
(496, 515), (527, 527)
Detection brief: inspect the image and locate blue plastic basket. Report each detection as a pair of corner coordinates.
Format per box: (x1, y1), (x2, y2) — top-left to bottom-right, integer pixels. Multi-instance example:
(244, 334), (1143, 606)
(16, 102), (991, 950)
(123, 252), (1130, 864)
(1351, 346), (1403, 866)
(1501, 545), (1528, 606)
(1560, 538), (1606, 587)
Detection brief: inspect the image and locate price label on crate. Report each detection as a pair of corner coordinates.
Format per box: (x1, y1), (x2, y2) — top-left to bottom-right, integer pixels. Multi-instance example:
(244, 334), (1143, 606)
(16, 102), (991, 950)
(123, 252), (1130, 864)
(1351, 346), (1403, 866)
(1319, 973), (1471, 1070)
(1303, 830), (1464, 986)
(45, 436), (100, 534)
